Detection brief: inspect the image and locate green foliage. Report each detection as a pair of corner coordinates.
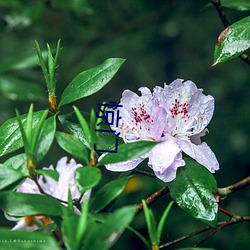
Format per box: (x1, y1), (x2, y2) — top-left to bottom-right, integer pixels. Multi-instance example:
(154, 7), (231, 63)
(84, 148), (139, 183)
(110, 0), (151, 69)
(0, 192), (66, 216)
(0, 110), (44, 157)
(97, 140), (158, 166)
(213, 16), (250, 65)
(142, 200), (174, 247)
(56, 131), (89, 164)
(59, 58), (125, 107)
(91, 176), (132, 213)
(83, 205), (137, 250)
(75, 167), (102, 194)
(168, 159), (218, 227)
(0, 164), (27, 190)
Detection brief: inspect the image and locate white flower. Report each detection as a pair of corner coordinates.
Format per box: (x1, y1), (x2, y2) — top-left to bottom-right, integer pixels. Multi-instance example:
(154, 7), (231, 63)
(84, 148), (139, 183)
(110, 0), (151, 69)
(12, 157), (90, 231)
(103, 79), (219, 182)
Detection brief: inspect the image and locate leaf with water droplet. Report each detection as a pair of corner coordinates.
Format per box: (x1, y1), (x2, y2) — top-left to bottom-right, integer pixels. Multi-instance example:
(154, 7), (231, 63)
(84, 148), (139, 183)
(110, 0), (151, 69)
(213, 16), (250, 65)
(168, 158), (218, 227)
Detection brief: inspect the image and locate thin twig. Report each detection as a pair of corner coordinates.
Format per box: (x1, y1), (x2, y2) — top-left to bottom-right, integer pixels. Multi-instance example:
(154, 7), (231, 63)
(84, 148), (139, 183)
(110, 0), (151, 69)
(193, 216), (250, 247)
(218, 176), (250, 198)
(218, 206), (235, 218)
(134, 169), (157, 178)
(211, 0), (250, 66)
(159, 216), (250, 249)
(136, 186), (170, 215)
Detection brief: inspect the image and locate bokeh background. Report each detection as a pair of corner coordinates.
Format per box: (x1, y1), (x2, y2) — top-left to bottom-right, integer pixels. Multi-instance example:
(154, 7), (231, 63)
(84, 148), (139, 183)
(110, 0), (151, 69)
(0, 0), (249, 249)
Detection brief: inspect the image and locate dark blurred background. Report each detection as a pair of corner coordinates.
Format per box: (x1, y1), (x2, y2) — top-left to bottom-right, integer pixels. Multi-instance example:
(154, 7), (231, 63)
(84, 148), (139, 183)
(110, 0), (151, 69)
(0, 0), (249, 249)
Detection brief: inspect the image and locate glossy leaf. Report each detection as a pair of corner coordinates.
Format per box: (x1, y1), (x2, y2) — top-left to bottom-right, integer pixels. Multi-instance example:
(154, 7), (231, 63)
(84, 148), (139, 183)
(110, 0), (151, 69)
(73, 106), (92, 148)
(213, 16), (250, 65)
(56, 131), (89, 164)
(75, 167), (102, 194)
(0, 192), (65, 216)
(36, 169), (59, 181)
(0, 111), (44, 157)
(36, 116), (56, 162)
(97, 141), (158, 166)
(0, 76), (46, 102)
(91, 176), (132, 213)
(83, 205), (137, 250)
(4, 153), (28, 175)
(0, 164), (27, 190)
(168, 159), (218, 227)
(58, 113), (89, 148)
(59, 58), (125, 106)
(0, 228), (60, 250)
(221, 0), (250, 11)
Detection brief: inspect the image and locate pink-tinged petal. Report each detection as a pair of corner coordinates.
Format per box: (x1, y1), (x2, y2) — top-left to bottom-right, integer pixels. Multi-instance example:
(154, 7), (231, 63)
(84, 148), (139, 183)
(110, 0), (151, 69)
(105, 156), (146, 172)
(107, 88), (166, 142)
(178, 139), (219, 173)
(154, 79), (214, 136)
(39, 157), (82, 201)
(148, 138), (185, 182)
(16, 178), (40, 194)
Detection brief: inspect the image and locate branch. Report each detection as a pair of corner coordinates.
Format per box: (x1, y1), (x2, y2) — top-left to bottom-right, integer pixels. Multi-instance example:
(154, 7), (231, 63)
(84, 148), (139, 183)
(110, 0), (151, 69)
(134, 169), (156, 178)
(136, 186), (169, 215)
(218, 176), (250, 199)
(159, 216), (250, 249)
(211, 0), (250, 66)
(193, 216), (250, 247)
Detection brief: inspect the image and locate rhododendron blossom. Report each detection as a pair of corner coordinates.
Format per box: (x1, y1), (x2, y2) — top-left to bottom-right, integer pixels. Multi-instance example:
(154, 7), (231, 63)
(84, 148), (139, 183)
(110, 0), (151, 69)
(11, 157), (89, 231)
(103, 79), (219, 182)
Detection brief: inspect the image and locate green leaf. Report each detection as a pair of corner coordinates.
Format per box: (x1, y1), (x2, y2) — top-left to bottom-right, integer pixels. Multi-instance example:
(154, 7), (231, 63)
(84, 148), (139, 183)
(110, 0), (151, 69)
(4, 153), (28, 175)
(0, 228), (60, 250)
(75, 167), (102, 194)
(157, 201), (174, 244)
(58, 113), (89, 148)
(0, 164), (27, 190)
(91, 176), (132, 213)
(168, 159), (218, 227)
(142, 200), (157, 245)
(56, 131), (89, 164)
(36, 169), (59, 181)
(221, 0), (250, 11)
(83, 205), (137, 250)
(62, 215), (80, 250)
(97, 141), (158, 166)
(62, 201), (89, 250)
(213, 16), (250, 65)
(0, 111), (44, 157)
(36, 116), (56, 162)
(0, 76), (46, 102)
(73, 106), (92, 148)
(59, 58), (125, 107)
(0, 192), (65, 216)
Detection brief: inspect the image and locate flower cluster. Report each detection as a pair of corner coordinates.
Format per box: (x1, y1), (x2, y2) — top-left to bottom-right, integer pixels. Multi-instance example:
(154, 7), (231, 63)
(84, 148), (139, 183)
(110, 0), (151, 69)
(11, 157), (89, 231)
(104, 79), (219, 182)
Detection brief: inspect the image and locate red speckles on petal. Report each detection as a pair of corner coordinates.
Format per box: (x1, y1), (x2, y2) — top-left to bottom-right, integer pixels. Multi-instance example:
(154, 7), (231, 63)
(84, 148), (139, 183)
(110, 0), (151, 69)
(131, 103), (153, 125)
(170, 99), (190, 121)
